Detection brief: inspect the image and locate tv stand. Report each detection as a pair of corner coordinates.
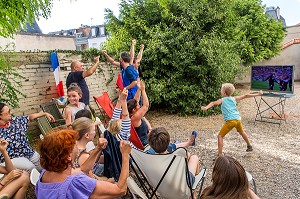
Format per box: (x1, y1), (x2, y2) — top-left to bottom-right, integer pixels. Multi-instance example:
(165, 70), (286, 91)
(254, 92), (295, 125)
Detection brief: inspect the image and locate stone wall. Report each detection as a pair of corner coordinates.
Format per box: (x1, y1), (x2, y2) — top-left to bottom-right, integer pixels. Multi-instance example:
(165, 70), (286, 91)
(11, 52), (119, 137)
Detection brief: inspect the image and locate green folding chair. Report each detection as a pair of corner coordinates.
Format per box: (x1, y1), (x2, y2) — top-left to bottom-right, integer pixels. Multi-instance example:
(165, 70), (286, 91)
(40, 101), (66, 127)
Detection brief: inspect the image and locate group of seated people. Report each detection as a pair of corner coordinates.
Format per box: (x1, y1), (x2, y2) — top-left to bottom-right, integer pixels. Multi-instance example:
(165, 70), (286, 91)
(0, 40), (259, 198)
(0, 80), (260, 198)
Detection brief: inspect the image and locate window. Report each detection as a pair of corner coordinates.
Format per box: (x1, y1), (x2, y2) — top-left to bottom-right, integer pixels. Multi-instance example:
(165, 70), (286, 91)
(91, 28), (96, 37)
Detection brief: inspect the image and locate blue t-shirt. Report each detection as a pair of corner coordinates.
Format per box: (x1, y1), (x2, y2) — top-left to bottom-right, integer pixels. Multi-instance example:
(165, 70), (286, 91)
(124, 65), (138, 100)
(36, 170), (97, 199)
(221, 97), (241, 121)
(0, 116), (34, 163)
(146, 143), (177, 154)
(66, 71), (89, 105)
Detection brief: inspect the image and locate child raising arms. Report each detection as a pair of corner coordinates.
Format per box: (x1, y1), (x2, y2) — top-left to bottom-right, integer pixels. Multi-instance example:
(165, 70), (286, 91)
(201, 83), (263, 156)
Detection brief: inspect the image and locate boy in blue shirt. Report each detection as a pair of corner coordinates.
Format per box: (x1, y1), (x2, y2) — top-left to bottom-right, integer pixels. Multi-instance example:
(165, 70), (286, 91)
(201, 83), (263, 156)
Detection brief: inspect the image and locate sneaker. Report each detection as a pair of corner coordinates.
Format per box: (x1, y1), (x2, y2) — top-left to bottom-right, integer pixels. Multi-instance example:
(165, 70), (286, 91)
(246, 145), (253, 152)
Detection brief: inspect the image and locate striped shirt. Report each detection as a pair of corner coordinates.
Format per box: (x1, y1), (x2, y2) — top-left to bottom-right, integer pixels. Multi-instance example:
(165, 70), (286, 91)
(111, 108), (137, 149)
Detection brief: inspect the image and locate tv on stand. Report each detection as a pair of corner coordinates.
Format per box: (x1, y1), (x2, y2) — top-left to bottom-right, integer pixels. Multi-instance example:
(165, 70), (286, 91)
(251, 65), (294, 94)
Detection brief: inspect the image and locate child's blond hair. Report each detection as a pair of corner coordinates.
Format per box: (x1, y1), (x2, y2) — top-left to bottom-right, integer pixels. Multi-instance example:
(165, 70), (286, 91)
(221, 83), (235, 96)
(71, 117), (94, 140)
(107, 119), (122, 135)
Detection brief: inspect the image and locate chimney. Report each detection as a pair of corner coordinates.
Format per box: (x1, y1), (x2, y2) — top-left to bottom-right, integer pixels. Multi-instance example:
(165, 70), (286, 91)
(276, 6), (280, 19)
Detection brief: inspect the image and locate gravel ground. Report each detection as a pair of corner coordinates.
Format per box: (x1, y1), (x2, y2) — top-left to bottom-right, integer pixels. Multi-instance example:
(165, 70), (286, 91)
(147, 82), (300, 199)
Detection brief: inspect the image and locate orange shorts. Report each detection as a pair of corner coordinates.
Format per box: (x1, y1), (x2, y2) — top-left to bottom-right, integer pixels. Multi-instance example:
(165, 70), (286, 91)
(219, 120), (243, 137)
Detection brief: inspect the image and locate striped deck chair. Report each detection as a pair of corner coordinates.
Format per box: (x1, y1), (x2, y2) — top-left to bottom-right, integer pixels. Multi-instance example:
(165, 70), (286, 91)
(130, 147), (207, 199)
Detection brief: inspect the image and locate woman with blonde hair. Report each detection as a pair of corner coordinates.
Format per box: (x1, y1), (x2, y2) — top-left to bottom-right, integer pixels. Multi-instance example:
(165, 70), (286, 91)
(200, 155), (260, 199)
(70, 117), (111, 181)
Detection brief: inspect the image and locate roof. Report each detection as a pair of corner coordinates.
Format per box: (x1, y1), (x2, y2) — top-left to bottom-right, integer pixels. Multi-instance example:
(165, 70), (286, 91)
(20, 21), (42, 34)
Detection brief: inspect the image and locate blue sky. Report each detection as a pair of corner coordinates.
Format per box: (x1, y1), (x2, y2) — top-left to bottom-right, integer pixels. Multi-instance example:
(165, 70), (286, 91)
(38, 0), (300, 34)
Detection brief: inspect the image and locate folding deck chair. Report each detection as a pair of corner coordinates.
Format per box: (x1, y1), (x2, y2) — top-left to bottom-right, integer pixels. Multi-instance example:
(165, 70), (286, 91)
(93, 92), (114, 125)
(93, 92), (145, 150)
(37, 116), (53, 136)
(116, 74), (124, 90)
(40, 101), (65, 127)
(130, 147), (207, 199)
(103, 129), (148, 198)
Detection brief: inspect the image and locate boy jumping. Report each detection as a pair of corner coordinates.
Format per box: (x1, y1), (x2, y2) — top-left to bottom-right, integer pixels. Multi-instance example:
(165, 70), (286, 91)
(201, 83), (263, 156)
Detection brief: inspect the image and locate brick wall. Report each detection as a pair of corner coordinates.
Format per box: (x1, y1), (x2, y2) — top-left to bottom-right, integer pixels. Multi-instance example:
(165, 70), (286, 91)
(12, 52), (119, 137)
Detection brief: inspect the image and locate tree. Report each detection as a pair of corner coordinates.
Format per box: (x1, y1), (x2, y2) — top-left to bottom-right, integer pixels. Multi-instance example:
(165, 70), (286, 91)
(0, 0), (53, 38)
(0, 0), (53, 107)
(104, 0), (285, 115)
(0, 44), (25, 108)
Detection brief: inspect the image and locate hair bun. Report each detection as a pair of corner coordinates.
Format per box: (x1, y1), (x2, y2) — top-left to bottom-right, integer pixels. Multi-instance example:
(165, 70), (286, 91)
(69, 83), (79, 88)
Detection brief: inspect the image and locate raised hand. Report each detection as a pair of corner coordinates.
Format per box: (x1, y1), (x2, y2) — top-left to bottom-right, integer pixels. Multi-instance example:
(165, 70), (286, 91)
(140, 80), (145, 90)
(97, 138), (108, 150)
(94, 56), (100, 64)
(119, 88), (128, 102)
(120, 140), (131, 155)
(0, 138), (8, 153)
(201, 106), (208, 111)
(101, 50), (107, 55)
(132, 39), (136, 46)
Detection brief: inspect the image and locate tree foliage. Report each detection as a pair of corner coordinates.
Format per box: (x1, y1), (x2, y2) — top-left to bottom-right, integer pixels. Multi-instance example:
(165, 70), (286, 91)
(0, 44), (26, 108)
(0, 0), (53, 38)
(104, 0), (285, 115)
(0, 0), (53, 108)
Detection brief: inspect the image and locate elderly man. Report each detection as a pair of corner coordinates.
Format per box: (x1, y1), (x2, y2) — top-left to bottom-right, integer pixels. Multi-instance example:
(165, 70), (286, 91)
(66, 56), (100, 105)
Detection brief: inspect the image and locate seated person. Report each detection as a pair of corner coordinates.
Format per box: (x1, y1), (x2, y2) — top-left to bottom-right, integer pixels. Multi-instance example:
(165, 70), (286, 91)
(200, 155), (260, 199)
(147, 127), (200, 187)
(36, 129), (132, 199)
(0, 102), (54, 171)
(127, 80), (151, 146)
(74, 109), (103, 152)
(107, 88), (133, 145)
(0, 138), (30, 199)
(64, 83), (86, 125)
(70, 118), (113, 182)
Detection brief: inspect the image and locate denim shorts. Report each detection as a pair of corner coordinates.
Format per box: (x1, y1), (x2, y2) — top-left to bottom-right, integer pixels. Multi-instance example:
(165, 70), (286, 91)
(92, 163), (104, 176)
(188, 171), (195, 186)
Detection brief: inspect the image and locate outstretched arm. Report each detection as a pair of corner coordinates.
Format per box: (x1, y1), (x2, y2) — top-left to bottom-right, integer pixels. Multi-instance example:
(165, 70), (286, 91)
(83, 56), (100, 78)
(90, 141), (131, 198)
(201, 99), (222, 111)
(129, 39), (136, 65)
(132, 81), (149, 123)
(119, 89), (131, 141)
(29, 112), (55, 122)
(234, 90), (263, 101)
(80, 138), (107, 175)
(102, 50), (120, 68)
(136, 44), (144, 63)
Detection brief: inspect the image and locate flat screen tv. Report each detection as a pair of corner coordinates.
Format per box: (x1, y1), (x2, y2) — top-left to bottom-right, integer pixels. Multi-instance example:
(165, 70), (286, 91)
(251, 65), (294, 94)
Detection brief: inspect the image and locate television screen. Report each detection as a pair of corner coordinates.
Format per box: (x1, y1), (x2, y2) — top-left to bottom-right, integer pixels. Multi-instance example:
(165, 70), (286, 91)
(251, 65), (294, 93)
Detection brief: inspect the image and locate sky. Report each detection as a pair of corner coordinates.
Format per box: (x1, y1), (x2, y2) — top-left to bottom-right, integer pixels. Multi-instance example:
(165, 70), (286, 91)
(38, 0), (121, 33)
(38, 0), (300, 34)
